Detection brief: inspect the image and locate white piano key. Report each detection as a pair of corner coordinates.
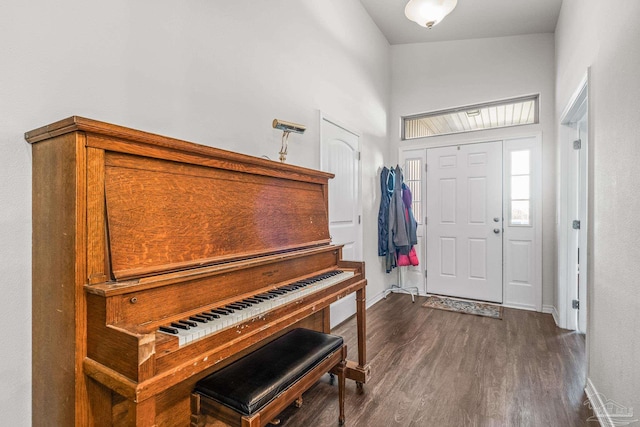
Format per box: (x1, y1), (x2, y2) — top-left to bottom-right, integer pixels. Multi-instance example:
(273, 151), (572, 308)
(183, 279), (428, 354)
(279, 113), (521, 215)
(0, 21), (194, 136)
(158, 270), (355, 346)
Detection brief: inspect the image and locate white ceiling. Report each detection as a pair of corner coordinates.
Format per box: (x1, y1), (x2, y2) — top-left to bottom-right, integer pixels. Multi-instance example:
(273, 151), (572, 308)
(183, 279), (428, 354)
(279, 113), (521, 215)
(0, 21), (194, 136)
(359, 0), (563, 45)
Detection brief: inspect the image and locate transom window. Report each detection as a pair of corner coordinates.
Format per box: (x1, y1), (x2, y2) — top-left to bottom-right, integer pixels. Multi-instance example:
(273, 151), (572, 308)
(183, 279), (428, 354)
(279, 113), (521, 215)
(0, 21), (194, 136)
(402, 95), (539, 140)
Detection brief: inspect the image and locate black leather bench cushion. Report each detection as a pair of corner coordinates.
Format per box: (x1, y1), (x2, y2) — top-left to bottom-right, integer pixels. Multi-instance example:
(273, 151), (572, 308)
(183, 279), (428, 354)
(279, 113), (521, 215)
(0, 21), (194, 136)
(194, 328), (343, 415)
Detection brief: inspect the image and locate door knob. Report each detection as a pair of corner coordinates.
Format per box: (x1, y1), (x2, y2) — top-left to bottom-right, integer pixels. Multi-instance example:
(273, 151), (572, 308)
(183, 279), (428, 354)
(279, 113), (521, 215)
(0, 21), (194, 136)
(493, 228), (501, 234)
(493, 217), (500, 222)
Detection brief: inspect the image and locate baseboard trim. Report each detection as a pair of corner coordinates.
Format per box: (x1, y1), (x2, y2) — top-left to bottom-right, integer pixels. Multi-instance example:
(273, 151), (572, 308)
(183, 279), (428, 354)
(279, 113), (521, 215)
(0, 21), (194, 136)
(542, 305), (560, 326)
(503, 302), (537, 312)
(584, 378), (638, 427)
(367, 290), (386, 309)
(585, 378), (614, 427)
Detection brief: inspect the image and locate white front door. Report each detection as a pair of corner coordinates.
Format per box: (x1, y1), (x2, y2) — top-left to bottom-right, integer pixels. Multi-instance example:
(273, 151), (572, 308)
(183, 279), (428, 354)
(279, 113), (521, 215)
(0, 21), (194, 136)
(320, 117), (361, 327)
(426, 141), (503, 303)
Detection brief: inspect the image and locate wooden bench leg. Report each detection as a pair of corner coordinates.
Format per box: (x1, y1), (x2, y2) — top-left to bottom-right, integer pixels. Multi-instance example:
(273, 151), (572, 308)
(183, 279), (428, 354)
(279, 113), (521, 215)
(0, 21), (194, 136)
(338, 360), (347, 425)
(338, 349), (347, 425)
(191, 393), (201, 427)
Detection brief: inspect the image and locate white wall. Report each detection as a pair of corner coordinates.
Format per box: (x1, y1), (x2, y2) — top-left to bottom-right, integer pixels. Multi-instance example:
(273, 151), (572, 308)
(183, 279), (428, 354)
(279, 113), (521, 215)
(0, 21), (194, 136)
(390, 34), (557, 308)
(0, 1), (390, 424)
(556, 0), (640, 418)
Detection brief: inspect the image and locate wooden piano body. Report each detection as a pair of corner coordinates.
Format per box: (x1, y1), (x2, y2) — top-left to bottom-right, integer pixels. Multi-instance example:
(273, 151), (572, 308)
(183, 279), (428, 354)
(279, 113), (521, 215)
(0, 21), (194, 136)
(27, 117), (370, 426)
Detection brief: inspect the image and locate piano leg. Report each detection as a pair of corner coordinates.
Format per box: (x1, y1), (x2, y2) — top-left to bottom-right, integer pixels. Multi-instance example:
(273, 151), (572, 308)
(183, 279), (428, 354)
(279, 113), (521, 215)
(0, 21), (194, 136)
(136, 399), (157, 427)
(356, 287), (367, 369)
(344, 287), (371, 392)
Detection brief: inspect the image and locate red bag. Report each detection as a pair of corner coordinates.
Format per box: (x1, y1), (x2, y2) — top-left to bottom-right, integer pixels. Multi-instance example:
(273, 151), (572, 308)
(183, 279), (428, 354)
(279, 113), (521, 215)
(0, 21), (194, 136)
(409, 246), (419, 266)
(397, 252), (410, 266)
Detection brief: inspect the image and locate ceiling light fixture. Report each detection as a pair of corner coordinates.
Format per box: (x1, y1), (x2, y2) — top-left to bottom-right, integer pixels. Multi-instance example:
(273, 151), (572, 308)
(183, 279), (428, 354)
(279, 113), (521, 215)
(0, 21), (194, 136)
(404, 0), (458, 29)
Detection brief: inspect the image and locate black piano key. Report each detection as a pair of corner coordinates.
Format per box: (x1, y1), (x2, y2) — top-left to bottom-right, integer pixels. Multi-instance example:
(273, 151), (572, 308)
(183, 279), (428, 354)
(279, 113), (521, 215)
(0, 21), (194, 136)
(226, 304), (244, 310)
(190, 316), (209, 323)
(269, 289), (287, 295)
(236, 301), (252, 307)
(203, 312), (220, 319)
(210, 309), (230, 316)
(171, 322), (190, 330)
(243, 298), (261, 304)
(159, 325), (179, 334)
(255, 293), (275, 299)
(179, 319), (198, 327)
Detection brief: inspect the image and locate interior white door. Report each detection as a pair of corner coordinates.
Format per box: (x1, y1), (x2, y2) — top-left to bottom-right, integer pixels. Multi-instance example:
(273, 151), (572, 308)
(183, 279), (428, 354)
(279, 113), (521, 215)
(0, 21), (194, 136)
(426, 141), (503, 303)
(321, 117), (361, 327)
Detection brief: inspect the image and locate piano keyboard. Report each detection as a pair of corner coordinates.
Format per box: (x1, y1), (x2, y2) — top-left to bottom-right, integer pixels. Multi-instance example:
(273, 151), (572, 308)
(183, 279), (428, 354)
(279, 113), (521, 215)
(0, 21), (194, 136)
(158, 270), (355, 346)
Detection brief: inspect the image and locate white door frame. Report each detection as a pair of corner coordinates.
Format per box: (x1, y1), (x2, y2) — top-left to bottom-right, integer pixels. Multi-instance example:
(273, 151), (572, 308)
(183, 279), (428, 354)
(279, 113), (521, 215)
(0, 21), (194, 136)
(558, 72), (590, 331)
(399, 131), (543, 310)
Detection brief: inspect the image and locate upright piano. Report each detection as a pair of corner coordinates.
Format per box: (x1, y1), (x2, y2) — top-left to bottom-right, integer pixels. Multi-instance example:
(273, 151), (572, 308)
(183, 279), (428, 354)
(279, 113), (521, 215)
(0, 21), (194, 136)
(27, 117), (370, 426)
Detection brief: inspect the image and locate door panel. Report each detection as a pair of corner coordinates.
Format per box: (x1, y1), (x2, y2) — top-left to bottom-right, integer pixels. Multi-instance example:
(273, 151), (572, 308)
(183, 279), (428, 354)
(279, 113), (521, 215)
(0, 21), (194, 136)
(426, 141), (503, 303)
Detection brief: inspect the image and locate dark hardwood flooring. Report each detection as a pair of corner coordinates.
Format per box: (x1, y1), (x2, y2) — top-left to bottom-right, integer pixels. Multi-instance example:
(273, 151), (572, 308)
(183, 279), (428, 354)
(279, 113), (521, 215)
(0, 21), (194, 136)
(276, 294), (593, 427)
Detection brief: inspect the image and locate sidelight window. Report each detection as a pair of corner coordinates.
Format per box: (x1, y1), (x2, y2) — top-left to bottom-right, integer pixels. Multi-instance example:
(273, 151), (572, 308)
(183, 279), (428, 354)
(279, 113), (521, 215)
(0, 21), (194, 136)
(509, 150), (531, 226)
(404, 158), (423, 224)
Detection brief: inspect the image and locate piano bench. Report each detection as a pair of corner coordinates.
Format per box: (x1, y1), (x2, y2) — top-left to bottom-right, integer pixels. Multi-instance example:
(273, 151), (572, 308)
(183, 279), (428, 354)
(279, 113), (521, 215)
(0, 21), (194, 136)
(191, 328), (347, 427)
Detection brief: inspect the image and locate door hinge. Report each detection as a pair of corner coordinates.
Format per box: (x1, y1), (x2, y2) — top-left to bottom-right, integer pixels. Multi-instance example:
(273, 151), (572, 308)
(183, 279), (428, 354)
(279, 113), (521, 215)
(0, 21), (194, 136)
(573, 139), (582, 150)
(425, 270), (428, 277)
(425, 163), (428, 172)
(572, 220), (581, 230)
(572, 299), (580, 309)
(358, 215), (361, 224)
(356, 151), (361, 161)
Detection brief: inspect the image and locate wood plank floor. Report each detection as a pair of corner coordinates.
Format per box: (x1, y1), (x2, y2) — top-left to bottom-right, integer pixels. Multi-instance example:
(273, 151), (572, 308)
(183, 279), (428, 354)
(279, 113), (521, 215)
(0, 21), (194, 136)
(276, 294), (593, 427)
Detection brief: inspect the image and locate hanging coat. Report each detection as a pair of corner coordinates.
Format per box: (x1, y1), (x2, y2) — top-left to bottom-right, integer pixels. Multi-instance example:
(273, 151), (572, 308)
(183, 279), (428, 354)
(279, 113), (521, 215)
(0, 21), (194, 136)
(387, 166), (411, 272)
(401, 182), (418, 247)
(377, 167), (392, 257)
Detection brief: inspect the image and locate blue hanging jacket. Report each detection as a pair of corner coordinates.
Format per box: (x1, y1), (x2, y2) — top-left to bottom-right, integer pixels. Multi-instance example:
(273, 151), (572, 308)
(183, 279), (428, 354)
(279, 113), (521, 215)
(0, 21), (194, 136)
(377, 167), (392, 257)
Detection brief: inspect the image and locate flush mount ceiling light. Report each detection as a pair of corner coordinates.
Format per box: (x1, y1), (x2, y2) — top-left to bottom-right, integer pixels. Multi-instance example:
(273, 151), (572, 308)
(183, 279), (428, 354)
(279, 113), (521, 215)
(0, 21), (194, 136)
(404, 0), (458, 29)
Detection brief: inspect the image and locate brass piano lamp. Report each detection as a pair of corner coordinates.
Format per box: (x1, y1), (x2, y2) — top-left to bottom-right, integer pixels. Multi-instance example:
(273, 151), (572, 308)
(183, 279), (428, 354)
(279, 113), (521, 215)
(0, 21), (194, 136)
(273, 119), (306, 163)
